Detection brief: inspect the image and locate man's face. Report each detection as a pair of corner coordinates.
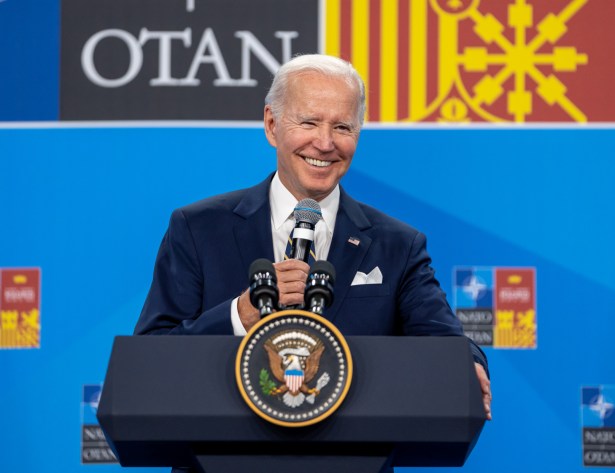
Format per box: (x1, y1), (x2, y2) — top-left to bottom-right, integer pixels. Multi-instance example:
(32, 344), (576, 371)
(264, 72), (361, 202)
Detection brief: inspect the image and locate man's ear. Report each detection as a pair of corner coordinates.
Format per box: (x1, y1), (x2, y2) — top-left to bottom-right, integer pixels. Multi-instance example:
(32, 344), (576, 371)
(263, 105), (277, 148)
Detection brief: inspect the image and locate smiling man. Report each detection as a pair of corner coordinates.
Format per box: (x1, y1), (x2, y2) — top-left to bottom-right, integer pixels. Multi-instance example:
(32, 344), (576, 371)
(134, 54), (491, 420)
(265, 69), (359, 202)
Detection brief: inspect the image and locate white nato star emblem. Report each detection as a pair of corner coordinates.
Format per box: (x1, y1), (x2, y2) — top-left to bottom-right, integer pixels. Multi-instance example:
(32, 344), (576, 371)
(462, 275), (487, 301)
(590, 394), (614, 420)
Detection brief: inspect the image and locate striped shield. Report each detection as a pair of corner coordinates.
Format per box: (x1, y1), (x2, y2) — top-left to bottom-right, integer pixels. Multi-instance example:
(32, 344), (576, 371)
(284, 369), (305, 394)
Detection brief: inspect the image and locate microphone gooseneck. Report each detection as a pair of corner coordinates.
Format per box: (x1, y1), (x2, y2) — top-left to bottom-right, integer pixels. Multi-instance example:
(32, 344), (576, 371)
(248, 259), (279, 317)
(305, 260), (336, 315)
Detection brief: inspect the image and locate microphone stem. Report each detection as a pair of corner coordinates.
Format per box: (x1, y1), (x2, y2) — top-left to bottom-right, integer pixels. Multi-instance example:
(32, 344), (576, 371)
(258, 298), (275, 317)
(309, 296), (326, 315)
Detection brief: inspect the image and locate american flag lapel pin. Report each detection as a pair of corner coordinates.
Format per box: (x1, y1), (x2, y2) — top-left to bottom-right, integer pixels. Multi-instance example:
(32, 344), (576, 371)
(347, 236), (360, 247)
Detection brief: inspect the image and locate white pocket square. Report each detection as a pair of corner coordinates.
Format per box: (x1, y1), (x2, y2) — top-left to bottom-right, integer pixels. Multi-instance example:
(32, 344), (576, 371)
(351, 266), (383, 286)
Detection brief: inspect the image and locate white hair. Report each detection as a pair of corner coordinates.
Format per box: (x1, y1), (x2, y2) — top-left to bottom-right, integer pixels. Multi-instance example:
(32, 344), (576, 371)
(265, 54), (366, 126)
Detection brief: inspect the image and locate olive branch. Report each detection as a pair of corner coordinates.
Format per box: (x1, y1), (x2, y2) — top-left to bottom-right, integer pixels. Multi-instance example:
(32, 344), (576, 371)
(259, 369), (277, 396)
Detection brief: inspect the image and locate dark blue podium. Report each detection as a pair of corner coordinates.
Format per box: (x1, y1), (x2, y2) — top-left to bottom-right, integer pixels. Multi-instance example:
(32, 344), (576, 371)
(97, 335), (485, 473)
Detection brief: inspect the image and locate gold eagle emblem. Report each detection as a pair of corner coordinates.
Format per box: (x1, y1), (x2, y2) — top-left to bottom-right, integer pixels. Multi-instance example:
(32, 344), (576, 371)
(262, 330), (329, 408)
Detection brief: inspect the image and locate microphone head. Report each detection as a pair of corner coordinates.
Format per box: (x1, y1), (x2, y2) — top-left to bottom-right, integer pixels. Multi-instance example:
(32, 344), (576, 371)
(294, 198), (322, 226)
(249, 258), (279, 315)
(249, 258), (277, 283)
(309, 260), (336, 285)
(305, 260), (336, 312)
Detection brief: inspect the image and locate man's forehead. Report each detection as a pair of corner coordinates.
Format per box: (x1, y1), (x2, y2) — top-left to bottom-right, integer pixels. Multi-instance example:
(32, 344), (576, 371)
(286, 76), (359, 115)
(287, 70), (355, 90)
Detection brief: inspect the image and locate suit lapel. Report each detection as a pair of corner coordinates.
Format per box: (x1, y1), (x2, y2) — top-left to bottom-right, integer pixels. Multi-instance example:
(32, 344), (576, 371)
(325, 189), (372, 323)
(232, 175), (275, 271)
(230, 178), (372, 322)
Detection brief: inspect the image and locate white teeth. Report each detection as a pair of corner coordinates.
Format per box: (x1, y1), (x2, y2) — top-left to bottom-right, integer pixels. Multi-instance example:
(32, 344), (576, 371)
(304, 157), (332, 167)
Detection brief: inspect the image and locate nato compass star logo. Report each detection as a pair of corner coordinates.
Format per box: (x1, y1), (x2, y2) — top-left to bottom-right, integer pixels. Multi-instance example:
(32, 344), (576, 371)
(454, 268), (493, 309)
(590, 395), (614, 420)
(582, 386), (615, 467)
(463, 275), (487, 301)
(583, 387), (615, 426)
(82, 384), (103, 424)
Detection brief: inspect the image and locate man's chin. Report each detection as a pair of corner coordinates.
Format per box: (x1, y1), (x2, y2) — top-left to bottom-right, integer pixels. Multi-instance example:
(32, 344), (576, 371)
(304, 187), (336, 201)
(290, 172), (341, 200)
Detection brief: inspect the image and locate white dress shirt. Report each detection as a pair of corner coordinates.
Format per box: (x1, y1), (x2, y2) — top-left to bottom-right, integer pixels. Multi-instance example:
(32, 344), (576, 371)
(231, 172), (340, 335)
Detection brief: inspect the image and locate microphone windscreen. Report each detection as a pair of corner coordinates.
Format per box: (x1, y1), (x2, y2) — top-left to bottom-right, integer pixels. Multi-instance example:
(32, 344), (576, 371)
(310, 260), (336, 285)
(249, 258), (277, 282)
(294, 199), (322, 225)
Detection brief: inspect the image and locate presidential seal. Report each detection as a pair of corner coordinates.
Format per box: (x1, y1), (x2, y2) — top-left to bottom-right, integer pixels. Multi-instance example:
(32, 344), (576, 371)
(236, 310), (352, 427)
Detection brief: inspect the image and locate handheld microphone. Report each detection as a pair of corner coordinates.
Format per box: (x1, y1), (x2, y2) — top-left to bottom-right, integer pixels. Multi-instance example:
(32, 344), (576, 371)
(248, 258), (279, 317)
(290, 199), (322, 263)
(305, 260), (336, 315)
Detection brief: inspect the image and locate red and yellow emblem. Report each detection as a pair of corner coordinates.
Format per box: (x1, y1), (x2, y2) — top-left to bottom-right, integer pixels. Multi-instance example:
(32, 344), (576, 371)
(494, 268), (536, 348)
(0, 268), (41, 349)
(324, 0), (613, 123)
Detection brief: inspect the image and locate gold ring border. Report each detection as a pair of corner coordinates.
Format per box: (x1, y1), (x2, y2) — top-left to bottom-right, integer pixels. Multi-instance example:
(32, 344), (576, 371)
(235, 309), (353, 428)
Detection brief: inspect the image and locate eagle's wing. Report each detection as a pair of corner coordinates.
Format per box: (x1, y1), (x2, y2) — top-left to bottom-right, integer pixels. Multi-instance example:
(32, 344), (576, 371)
(304, 343), (325, 383)
(264, 341), (285, 382)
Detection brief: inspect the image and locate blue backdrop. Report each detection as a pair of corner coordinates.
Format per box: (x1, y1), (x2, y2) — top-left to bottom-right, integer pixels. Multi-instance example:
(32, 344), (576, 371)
(2, 0), (615, 470)
(1, 125), (614, 471)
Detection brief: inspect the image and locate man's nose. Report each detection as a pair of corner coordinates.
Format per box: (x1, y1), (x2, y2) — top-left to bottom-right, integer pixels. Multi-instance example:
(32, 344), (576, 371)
(313, 126), (335, 152)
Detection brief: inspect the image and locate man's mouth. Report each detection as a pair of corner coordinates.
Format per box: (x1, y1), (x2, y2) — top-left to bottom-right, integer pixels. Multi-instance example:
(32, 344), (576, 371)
(303, 156), (332, 168)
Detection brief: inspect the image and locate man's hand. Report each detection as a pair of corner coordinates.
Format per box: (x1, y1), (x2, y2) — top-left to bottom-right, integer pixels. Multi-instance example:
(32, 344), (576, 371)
(273, 259), (310, 307)
(475, 362), (492, 420)
(237, 259), (310, 332)
(237, 290), (261, 332)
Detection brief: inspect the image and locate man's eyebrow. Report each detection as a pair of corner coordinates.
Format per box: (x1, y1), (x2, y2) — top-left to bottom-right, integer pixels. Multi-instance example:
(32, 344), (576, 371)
(338, 121), (359, 131)
(295, 115), (358, 131)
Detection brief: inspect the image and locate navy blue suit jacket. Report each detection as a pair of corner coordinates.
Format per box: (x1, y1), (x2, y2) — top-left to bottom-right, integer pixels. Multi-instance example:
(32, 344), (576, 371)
(135, 174), (487, 369)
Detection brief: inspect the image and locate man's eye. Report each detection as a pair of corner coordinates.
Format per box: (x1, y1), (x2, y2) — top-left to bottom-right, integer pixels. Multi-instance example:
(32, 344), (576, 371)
(302, 121), (316, 127)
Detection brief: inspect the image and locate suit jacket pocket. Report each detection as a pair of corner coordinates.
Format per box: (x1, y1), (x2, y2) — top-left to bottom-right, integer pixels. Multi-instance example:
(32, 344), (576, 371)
(346, 283), (390, 298)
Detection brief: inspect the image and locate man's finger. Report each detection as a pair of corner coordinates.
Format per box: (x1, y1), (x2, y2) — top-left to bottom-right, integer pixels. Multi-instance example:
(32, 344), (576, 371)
(474, 363), (492, 420)
(276, 269), (309, 283)
(278, 281), (308, 294)
(274, 259), (310, 273)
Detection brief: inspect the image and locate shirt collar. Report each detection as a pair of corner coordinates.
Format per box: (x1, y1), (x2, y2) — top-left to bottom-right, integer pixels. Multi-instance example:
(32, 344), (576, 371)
(269, 172), (339, 234)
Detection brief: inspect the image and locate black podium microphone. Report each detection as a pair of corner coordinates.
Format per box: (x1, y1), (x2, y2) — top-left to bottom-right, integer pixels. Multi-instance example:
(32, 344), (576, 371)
(305, 260), (336, 315)
(290, 199), (322, 263)
(249, 259), (279, 317)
